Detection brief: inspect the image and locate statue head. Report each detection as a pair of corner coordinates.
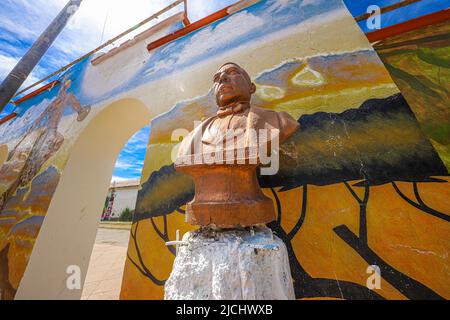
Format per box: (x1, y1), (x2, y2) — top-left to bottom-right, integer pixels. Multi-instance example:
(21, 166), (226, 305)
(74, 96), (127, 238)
(213, 62), (256, 108)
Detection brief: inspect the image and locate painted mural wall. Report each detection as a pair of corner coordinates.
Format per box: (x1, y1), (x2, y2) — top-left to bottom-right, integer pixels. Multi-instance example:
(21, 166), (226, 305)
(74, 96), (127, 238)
(373, 18), (450, 170)
(0, 67), (93, 299)
(0, 0), (448, 300)
(120, 1), (449, 300)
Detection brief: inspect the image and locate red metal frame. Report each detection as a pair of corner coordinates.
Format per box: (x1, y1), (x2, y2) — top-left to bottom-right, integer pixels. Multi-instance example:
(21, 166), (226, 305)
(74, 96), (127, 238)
(147, 6), (231, 52)
(12, 80), (60, 106)
(0, 112), (17, 125)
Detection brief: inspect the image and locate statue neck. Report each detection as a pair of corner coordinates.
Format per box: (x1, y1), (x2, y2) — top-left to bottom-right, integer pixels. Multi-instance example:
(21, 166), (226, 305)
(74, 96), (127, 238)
(217, 101), (250, 118)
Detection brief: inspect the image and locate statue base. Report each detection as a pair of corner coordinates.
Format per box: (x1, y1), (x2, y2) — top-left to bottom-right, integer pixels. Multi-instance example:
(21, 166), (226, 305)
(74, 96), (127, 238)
(164, 226), (295, 300)
(176, 164), (276, 228)
(186, 198), (275, 228)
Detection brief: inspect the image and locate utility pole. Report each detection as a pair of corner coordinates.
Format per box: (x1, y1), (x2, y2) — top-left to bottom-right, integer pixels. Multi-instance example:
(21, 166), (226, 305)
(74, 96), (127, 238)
(0, 0), (83, 112)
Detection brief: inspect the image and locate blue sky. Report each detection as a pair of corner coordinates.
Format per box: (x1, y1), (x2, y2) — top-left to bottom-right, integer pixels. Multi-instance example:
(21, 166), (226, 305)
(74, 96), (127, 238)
(0, 0), (448, 181)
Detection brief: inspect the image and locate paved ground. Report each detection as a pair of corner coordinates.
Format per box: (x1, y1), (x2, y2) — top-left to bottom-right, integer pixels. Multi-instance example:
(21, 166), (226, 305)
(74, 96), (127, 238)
(81, 228), (130, 300)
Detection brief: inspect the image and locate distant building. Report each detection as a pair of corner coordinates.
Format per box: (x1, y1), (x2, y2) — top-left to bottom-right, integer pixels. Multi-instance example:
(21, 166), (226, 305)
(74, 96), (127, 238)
(101, 179), (140, 220)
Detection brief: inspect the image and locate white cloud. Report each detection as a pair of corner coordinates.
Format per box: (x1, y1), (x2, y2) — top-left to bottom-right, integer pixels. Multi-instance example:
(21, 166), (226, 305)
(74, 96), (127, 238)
(187, 0), (236, 22)
(145, 10), (264, 77)
(184, 10), (263, 61)
(0, 17), (37, 42)
(54, 0), (182, 57)
(113, 160), (135, 170)
(0, 98), (50, 144)
(111, 175), (129, 182)
(0, 54), (20, 80)
(0, 52), (48, 91)
(266, 0), (291, 12)
(127, 126), (150, 145)
(300, 0), (317, 7)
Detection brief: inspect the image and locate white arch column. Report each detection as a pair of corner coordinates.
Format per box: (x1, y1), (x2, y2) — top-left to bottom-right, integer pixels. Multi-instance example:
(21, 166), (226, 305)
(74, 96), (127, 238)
(15, 99), (151, 299)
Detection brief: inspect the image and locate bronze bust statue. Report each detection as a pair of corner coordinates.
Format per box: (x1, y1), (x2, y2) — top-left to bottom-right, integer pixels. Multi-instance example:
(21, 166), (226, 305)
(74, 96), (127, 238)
(175, 62), (299, 228)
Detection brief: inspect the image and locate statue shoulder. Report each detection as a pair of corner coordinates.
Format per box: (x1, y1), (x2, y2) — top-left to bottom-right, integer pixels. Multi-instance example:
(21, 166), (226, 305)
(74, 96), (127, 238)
(249, 106), (299, 143)
(276, 111), (300, 143)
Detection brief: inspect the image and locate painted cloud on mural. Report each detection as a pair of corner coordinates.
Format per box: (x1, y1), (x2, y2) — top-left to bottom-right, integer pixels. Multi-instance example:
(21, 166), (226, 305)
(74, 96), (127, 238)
(0, 99), (50, 144)
(140, 0), (343, 82)
(143, 10), (264, 78)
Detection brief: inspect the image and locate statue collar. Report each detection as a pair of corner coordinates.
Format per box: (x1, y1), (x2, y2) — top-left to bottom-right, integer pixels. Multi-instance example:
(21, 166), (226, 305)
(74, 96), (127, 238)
(217, 102), (250, 118)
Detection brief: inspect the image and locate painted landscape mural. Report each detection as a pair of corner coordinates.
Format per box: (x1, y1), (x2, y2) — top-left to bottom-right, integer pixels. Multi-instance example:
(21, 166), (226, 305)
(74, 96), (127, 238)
(0, 0), (448, 300)
(0, 70), (92, 299)
(0, 12), (184, 299)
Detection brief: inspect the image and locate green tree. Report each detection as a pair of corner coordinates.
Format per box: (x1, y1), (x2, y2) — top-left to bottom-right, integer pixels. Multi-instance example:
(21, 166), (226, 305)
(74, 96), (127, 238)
(119, 208), (134, 222)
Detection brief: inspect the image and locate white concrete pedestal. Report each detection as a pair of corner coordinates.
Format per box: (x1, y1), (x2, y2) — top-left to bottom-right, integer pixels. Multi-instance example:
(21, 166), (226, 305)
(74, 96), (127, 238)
(164, 226), (295, 300)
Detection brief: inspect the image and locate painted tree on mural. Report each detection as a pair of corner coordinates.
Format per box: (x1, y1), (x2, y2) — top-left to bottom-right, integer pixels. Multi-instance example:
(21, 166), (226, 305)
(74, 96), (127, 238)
(267, 181), (445, 299)
(265, 184), (384, 299)
(126, 164), (192, 285)
(259, 93), (448, 299)
(129, 93), (449, 299)
(127, 220), (166, 286)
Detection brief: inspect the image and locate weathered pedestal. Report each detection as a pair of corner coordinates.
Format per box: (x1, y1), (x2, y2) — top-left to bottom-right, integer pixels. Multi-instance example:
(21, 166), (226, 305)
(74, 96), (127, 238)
(176, 163), (276, 228)
(164, 226), (295, 300)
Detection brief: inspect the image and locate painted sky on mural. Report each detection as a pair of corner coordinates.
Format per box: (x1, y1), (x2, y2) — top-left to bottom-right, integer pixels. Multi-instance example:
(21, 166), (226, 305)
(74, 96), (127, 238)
(0, 0), (448, 181)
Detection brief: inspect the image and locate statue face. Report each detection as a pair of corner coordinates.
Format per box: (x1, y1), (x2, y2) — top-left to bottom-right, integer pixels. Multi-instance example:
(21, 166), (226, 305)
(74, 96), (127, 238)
(213, 63), (256, 108)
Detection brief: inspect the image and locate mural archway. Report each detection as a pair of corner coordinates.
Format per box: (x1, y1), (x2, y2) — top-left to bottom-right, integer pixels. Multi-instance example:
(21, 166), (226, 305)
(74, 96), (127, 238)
(15, 98), (151, 299)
